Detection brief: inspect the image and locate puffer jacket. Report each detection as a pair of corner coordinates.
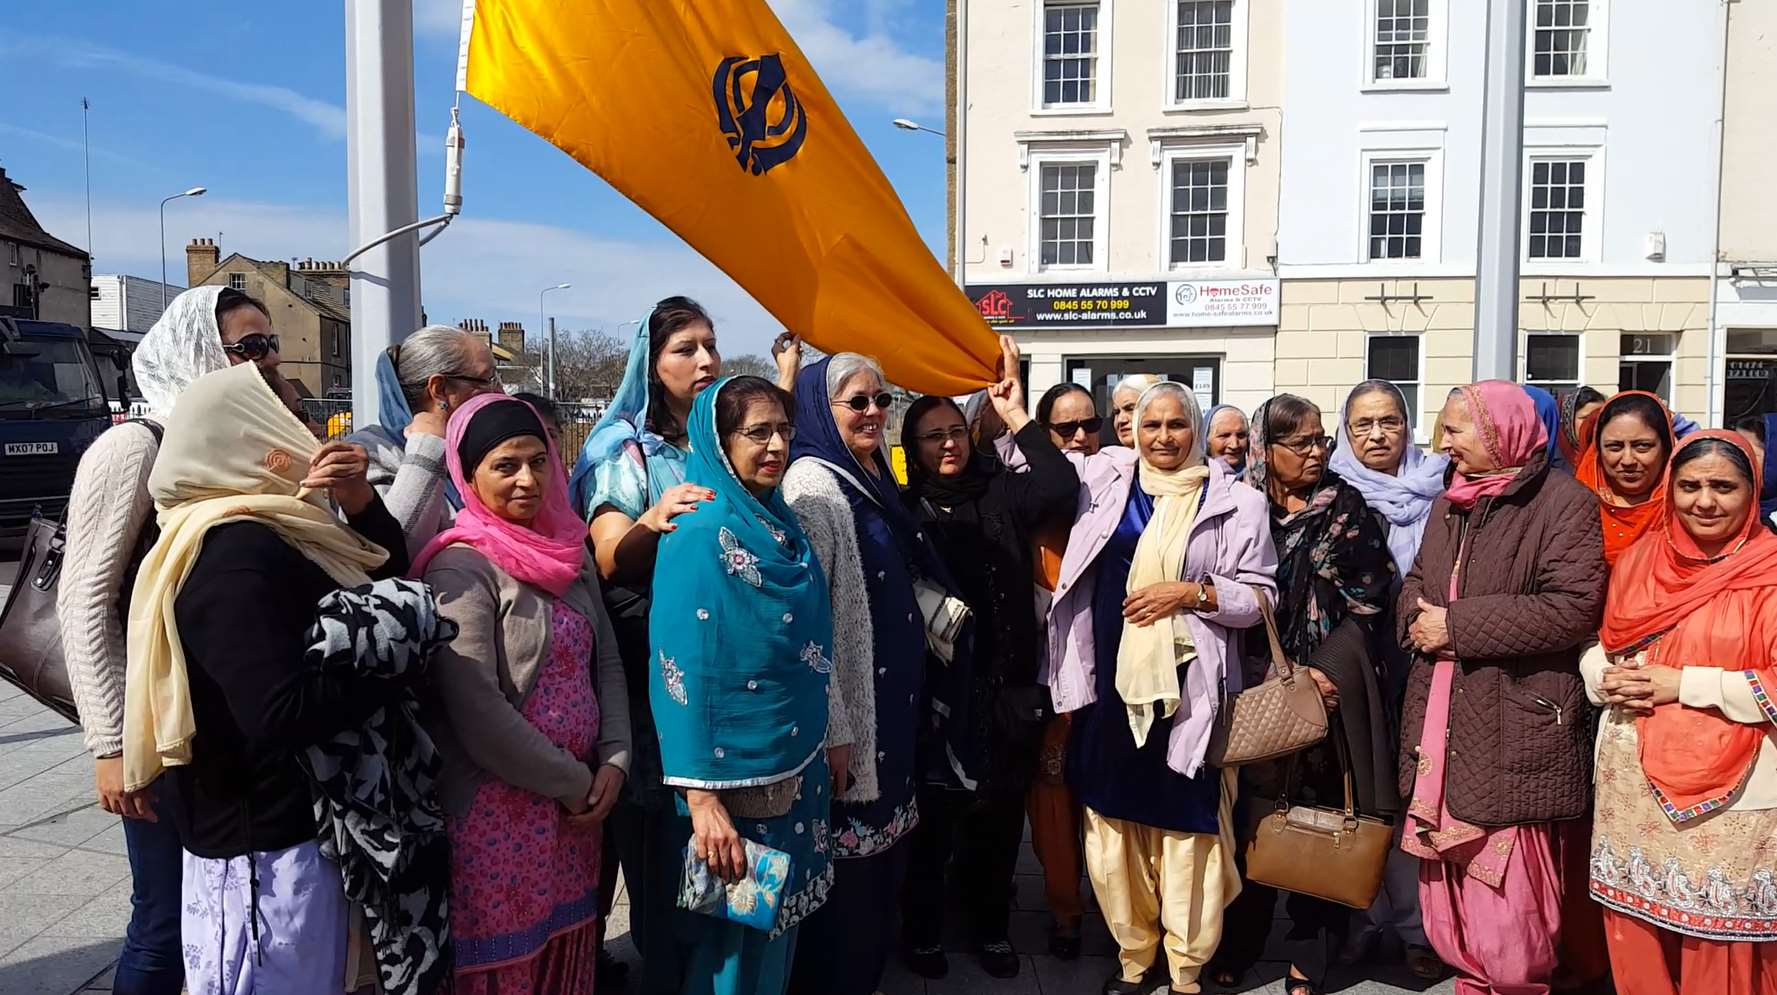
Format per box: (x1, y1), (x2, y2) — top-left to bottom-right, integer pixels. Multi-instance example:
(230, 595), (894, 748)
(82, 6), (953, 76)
(1397, 449), (1606, 826)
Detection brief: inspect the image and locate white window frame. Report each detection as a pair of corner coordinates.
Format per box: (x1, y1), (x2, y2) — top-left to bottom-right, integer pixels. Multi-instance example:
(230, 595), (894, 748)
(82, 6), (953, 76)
(1157, 143), (1247, 272)
(1364, 0), (1448, 90)
(1358, 148), (1444, 265)
(1618, 332), (1677, 401)
(1526, 0), (1609, 87)
(1521, 330), (1586, 391)
(1364, 332), (1425, 434)
(1028, 148), (1112, 274)
(1033, 0), (1113, 115)
(227, 272), (247, 292)
(1163, 0), (1249, 111)
(1523, 147), (1603, 265)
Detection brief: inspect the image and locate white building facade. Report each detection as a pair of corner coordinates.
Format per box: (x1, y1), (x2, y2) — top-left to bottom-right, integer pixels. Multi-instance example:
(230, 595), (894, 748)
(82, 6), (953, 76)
(958, 0), (1285, 415)
(90, 274), (179, 334)
(1275, 0), (1729, 431)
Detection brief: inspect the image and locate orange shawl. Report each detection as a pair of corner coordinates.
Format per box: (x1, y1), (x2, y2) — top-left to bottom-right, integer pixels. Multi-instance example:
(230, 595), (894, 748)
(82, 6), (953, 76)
(1575, 390), (1676, 567)
(1600, 431), (1777, 823)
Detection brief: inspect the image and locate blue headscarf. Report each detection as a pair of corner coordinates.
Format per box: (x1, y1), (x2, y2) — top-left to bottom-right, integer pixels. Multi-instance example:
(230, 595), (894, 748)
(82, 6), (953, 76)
(649, 377), (832, 789)
(567, 317), (689, 518)
(788, 356), (923, 551)
(1328, 380), (1449, 582)
(1523, 385), (1569, 473)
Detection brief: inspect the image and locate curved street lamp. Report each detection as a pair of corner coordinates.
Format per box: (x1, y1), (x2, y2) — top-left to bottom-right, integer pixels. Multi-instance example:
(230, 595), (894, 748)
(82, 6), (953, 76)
(541, 282), (573, 399)
(159, 186), (208, 312)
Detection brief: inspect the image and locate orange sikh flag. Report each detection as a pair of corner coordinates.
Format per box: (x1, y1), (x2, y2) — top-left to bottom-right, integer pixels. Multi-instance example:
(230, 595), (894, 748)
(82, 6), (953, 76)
(459, 0), (999, 395)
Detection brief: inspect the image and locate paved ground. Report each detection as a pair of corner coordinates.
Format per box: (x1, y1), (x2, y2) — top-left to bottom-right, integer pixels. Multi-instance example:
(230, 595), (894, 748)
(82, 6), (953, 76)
(0, 548), (1454, 995)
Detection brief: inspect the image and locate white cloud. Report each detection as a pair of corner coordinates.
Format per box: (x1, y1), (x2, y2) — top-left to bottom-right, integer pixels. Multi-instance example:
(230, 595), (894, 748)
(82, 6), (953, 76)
(0, 121), (151, 169)
(39, 40), (349, 141)
(27, 193), (786, 355)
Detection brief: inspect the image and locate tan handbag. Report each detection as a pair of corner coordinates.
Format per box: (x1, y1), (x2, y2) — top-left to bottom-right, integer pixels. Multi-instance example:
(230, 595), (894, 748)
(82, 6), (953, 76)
(1242, 735), (1392, 909)
(1203, 589), (1328, 767)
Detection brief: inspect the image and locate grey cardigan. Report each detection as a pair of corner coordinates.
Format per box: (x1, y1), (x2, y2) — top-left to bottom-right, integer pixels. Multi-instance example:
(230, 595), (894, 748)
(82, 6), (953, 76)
(424, 545), (633, 817)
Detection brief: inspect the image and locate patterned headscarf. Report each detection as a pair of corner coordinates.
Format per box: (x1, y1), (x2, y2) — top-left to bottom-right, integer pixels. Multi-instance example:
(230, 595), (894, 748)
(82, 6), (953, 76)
(132, 286), (230, 417)
(1442, 381), (1548, 511)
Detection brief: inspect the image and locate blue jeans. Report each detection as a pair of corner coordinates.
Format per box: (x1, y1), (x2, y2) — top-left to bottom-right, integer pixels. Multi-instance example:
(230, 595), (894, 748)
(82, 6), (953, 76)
(115, 796), (184, 995)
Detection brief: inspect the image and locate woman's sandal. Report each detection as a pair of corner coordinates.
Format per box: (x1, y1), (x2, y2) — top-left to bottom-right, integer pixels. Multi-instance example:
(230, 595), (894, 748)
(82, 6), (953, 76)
(1209, 968), (1242, 988)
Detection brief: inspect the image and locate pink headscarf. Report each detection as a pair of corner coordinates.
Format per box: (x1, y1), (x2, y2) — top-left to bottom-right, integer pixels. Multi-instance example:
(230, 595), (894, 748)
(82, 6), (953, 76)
(411, 393), (587, 597)
(1442, 379), (1549, 510)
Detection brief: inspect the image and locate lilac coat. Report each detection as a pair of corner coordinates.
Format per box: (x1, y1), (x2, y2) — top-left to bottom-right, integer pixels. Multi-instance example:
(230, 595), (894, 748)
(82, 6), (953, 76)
(1042, 448), (1278, 777)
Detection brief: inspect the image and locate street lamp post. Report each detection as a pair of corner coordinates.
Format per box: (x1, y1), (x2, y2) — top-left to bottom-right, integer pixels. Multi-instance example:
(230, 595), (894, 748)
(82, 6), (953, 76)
(540, 282), (572, 399)
(159, 186), (207, 312)
(893, 118), (963, 289)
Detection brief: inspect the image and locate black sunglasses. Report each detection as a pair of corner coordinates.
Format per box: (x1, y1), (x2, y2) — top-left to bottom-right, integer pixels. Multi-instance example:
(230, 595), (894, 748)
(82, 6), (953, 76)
(1048, 416), (1103, 438)
(833, 391), (894, 413)
(223, 334), (280, 360)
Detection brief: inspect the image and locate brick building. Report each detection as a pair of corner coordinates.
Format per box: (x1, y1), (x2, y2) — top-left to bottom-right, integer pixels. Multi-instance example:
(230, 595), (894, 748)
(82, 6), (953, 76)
(185, 239), (351, 398)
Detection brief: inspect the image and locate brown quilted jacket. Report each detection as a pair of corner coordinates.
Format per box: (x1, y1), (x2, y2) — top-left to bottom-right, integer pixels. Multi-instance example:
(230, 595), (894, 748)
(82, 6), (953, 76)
(1396, 450), (1605, 826)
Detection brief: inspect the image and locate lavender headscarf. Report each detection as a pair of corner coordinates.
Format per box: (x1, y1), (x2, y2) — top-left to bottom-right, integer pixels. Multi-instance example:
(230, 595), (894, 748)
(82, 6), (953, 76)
(1327, 380), (1449, 580)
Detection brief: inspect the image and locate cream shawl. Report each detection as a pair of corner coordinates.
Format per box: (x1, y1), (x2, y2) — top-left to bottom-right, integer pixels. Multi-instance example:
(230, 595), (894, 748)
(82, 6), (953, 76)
(1116, 382), (1210, 747)
(122, 362), (388, 791)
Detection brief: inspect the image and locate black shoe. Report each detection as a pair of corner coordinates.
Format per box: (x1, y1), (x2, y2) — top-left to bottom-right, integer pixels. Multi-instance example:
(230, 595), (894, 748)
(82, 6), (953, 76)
(1103, 968), (1153, 994)
(595, 948), (629, 986)
(978, 939), (1019, 979)
(1048, 923), (1082, 961)
(904, 943), (949, 979)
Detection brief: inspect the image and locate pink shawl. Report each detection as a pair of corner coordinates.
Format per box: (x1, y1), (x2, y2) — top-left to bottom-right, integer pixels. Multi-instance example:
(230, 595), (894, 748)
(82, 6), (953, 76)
(1443, 380), (1549, 510)
(411, 394), (587, 597)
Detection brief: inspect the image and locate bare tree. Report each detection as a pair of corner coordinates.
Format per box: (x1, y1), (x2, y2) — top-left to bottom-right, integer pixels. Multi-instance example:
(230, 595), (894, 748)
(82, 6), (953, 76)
(552, 327), (630, 402)
(722, 353), (777, 380)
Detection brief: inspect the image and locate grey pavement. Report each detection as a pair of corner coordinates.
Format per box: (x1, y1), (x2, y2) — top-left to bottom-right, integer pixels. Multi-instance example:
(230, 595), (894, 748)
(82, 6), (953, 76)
(0, 538), (1453, 994)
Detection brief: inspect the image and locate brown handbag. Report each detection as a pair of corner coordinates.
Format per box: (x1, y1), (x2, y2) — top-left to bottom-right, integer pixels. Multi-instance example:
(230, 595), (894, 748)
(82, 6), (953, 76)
(1204, 589), (1328, 767)
(1242, 734), (1392, 910)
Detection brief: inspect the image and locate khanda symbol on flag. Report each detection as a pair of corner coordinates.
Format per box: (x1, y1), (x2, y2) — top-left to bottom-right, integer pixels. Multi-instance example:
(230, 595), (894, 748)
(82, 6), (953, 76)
(458, 0), (1001, 395)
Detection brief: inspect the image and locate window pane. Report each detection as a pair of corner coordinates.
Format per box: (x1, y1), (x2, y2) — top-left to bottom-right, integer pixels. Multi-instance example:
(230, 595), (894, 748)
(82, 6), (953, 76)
(1527, 158), (1586, 259)
(1373, 0), (1430, 81)
(1367, 337), (1420, 381)
(1618, 360), (1672, 400)
(1039, 162), (1097, 268)
(1175, 1), (1235, 101)
(1367, 160), (1427, 260)
(1532, 0), (1591, 78)
(1169, 156), (1231, 265)
(1727, 329), (1777, 355)
(1042, 3), (1099, 106)
(1525, 334), (1580, 382)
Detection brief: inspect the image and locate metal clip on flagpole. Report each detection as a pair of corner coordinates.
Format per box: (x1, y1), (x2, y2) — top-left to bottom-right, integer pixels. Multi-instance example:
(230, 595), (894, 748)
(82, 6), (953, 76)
(342, 104), (465, 266)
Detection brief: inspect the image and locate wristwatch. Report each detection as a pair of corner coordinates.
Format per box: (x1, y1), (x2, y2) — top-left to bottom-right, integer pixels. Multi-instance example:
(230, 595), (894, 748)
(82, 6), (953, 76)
(1191, 580), (1212, 610)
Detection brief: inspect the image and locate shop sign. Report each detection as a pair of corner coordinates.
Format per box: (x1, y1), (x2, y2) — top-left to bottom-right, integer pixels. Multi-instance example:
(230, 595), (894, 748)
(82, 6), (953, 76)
(967, 278), (1280, 329)
(1165, 278), (1281, 327)
(967, 282), (1167, 328)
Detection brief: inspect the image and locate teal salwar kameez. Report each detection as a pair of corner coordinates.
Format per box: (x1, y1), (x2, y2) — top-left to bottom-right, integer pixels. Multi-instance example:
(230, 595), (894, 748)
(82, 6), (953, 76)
(649, 378), (835, 995)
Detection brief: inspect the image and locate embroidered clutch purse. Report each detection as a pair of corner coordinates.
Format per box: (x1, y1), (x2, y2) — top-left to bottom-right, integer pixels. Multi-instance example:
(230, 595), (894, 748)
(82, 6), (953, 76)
(678, 837), (793, 932)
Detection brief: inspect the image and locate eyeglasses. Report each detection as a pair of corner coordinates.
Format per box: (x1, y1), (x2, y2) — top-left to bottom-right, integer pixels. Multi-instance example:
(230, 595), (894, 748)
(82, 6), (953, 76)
(1048, 416), (1103, 438)
(1348, 416), (1405, 437)
(1272, 434), (1333, 457)
(449, 371), (503, 390)
(915, 426), (969, 445)
(833, 391), (893, 413)
(734, 422), (796, 444)
(222, 333), (280, 360)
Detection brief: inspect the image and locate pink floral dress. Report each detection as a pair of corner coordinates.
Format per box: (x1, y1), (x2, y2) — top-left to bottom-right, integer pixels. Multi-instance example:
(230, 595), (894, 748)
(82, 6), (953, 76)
(450, 603), (602, 994)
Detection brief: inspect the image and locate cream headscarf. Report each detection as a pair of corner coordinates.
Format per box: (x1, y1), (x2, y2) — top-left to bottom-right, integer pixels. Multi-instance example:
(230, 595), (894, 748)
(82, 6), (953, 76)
(122, 362), (388, 791)
(1116, 381), (1211, 747)
(132, 286), (231, 417)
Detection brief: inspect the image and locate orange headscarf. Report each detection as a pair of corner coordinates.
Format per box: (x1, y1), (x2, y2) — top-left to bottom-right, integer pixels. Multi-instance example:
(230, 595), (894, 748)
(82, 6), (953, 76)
(1574, 391), (1677, 567)
(1600, 431), (1777, 823)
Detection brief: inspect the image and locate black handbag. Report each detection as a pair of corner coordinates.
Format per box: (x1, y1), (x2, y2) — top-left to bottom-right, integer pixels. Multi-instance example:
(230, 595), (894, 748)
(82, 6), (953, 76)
(0, 510), (78, 723)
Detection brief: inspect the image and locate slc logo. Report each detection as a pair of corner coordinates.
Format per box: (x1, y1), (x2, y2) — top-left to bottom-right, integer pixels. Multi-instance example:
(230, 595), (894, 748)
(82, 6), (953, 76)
(713, 54), (809, 175)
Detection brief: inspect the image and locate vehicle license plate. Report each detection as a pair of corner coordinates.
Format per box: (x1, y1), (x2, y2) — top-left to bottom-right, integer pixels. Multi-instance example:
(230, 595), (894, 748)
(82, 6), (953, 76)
(3, 442), (58, 456)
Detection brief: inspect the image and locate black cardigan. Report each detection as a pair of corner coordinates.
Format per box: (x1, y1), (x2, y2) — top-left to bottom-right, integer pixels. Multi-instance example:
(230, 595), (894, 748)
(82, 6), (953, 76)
(165, 499), (411, 859)
(905, 421), (1079, 793)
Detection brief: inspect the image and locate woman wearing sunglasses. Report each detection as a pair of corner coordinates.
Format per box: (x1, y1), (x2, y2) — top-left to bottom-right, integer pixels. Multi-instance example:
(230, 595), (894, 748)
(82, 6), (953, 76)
(782, 353), (943, 995)
(1213, 394), (1398, 995)
(352, 324), (502, 557)
(894, 341), (1078, 981)
(56, 285), (276, 995)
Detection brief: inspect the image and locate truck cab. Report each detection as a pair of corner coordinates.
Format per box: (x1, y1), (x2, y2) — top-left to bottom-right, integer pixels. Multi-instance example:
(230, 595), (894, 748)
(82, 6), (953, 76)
(0, 319), (115, 540)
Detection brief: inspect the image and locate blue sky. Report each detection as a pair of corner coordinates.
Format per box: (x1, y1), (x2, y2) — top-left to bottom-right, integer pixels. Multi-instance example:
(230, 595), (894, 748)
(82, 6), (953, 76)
(0, 0), (949, 357)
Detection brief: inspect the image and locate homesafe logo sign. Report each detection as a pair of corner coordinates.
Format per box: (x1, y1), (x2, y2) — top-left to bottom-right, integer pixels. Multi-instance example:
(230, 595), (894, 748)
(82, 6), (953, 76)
(1167, 279), (1280, 326)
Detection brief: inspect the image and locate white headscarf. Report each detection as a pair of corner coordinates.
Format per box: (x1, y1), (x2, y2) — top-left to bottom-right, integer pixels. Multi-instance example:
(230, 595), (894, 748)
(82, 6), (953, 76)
(133, 286), (230, 417)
